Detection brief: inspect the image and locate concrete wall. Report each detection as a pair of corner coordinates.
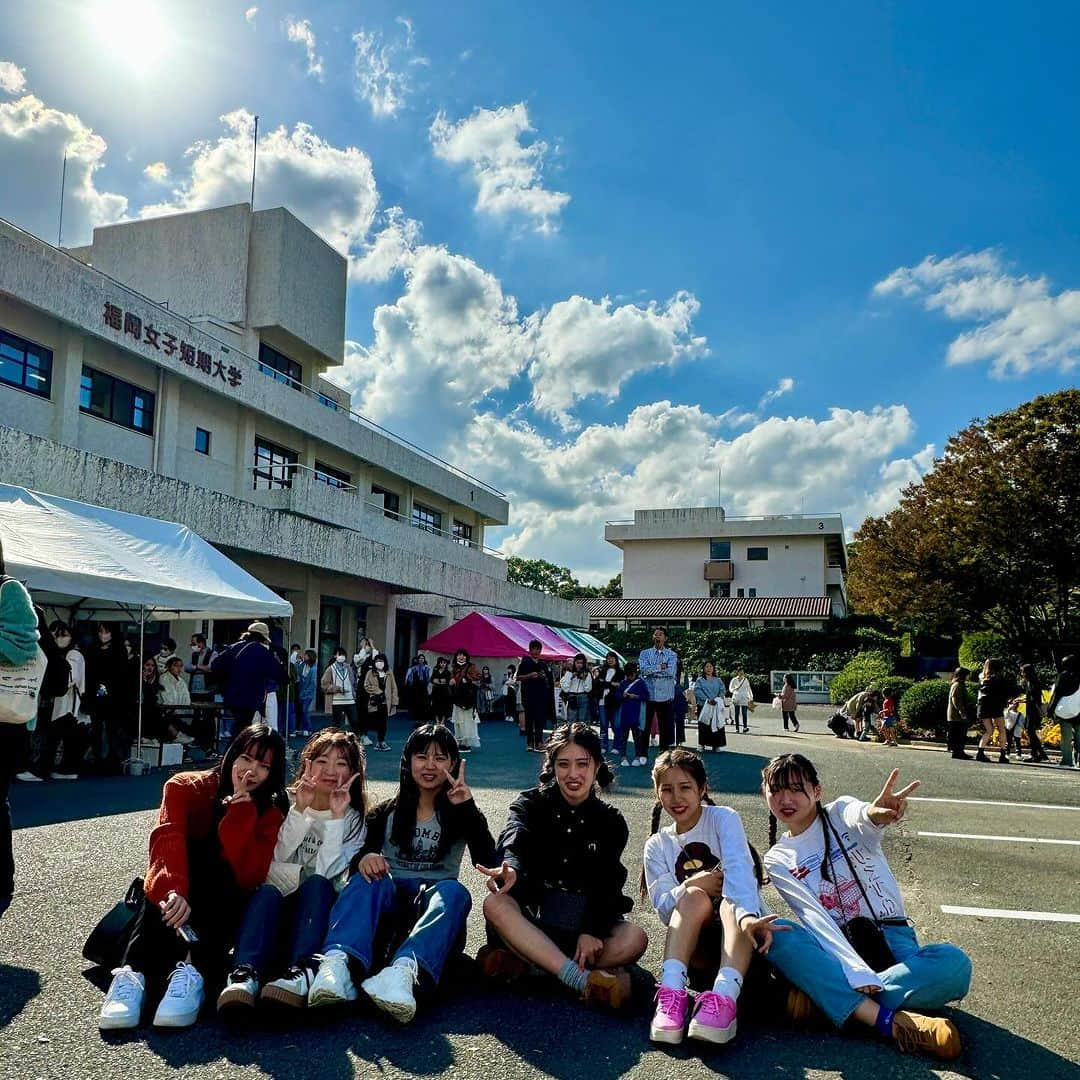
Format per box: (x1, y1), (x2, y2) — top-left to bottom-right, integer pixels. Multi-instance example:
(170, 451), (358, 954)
(623, 539), (710, 598)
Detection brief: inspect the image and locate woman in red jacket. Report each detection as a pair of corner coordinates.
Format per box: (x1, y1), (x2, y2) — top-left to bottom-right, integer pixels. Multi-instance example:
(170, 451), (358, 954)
(98, 724), (288, 1031)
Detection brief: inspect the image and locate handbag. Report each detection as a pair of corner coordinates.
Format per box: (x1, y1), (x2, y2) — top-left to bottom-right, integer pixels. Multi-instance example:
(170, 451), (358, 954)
(822, 814), (897, 972)
(536, 887), (589, 935)
(0, 645), (48, 725)
(83, 878), (145, 968)
(772, 695), (784, 710)
(1054, 687), (1080, 720)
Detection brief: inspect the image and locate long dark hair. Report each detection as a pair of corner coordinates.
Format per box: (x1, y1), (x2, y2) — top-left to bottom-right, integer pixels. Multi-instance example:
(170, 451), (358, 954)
(538, 722), (614, 791)
(761, 753), (834, 877)
(385, 723), (462, 859)
(641, 748), (765, 896)
(294, 728), (368, 843)
(215, 724), (289, 820)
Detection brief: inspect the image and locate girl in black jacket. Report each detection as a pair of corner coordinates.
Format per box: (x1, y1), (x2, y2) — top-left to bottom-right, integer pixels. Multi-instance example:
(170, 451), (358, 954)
(478, 722), (648, 1008)
(975, 658), (1010, 764)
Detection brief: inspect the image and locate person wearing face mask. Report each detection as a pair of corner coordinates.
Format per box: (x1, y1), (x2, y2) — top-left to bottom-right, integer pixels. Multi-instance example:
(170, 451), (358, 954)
(321, 647), (359, 735)
(363, 652), (399, 752)
(41, 622), (88, 781)
(86, 623), (133, 772)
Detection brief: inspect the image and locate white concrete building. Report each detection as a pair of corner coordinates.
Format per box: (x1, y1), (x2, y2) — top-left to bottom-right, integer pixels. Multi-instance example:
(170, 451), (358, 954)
(584, 507), (846, 631)
(0, 206), (582, 670)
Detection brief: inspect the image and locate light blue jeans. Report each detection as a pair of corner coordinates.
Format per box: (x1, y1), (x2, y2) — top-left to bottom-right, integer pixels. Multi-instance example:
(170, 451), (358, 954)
(766, 919), (972, 1028)
(322, 873), (471, 984)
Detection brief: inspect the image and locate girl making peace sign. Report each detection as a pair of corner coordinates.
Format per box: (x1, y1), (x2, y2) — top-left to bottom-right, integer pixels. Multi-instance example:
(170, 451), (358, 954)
(761, 755), (971, 1061)
(306, 724), (497, 1023)
(217, 729), (368, 1013)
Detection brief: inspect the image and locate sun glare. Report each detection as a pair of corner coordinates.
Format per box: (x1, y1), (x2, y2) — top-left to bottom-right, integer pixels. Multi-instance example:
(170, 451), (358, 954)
(84, 0), (173, 76)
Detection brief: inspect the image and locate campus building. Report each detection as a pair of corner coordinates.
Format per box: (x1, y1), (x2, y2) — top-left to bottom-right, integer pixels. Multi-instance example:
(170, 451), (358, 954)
(0, 205), (582, 670)
(583, 507), (847, 632)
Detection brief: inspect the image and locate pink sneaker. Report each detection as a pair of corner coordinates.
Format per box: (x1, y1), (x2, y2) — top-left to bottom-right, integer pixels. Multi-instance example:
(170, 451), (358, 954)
(688, 991), (738, 1044)
(649, 984), (690, 1044)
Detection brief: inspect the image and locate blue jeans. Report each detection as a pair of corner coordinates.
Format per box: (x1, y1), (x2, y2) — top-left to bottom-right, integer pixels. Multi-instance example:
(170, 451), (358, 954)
(233, 874), (336, 976)
(323, 873), (471, 984)
(600, 700), (619, 751)
(564, 695), (590, 725)
(766, 919), (971, 1028)
(732, 704), (748, 729)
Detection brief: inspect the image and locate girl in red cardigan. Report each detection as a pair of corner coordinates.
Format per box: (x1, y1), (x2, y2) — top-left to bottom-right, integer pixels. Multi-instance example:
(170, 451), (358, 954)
(98, 724), (288, 1031)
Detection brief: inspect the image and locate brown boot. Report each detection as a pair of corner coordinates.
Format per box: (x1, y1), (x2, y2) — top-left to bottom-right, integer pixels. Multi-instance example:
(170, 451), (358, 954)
(891, 1010), (962, 1060)
(584, 967), (631, 1009)
(476, 945), (529, 983)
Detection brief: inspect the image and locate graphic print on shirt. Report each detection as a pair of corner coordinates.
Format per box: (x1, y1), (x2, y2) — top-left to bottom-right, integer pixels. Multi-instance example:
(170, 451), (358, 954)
(675, 841), (720, 882)
(395, 816), (442, 873)
(795, 825), (900, 923)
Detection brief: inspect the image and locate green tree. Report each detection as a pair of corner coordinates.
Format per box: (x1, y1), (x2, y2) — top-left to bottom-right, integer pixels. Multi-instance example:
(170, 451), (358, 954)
(848, 390), (1080, 657)
(506, 557), (578, 598)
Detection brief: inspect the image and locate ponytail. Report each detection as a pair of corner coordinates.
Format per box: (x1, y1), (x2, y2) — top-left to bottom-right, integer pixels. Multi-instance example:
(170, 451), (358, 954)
(768, 812), (778, 848)
(816, 801), (833, 882)
(639, 800), (666, 898)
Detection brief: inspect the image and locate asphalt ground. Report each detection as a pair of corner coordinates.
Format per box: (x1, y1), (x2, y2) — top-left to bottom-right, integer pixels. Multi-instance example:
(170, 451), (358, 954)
(2, 706), (1078, 1080)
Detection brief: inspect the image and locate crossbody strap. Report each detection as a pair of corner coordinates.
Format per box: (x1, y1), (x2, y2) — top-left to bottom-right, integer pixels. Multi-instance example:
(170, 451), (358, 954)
(822, 811), (881, 924)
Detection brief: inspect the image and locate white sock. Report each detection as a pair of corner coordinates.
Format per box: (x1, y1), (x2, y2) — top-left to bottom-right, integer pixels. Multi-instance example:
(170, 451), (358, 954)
(659, 959), (689, 990)
(712, 966), (743, 999)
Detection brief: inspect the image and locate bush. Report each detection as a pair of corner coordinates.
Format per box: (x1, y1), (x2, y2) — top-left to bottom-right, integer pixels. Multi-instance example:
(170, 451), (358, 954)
(881, 676), (915, 702)
(958, 630), (1007, 672)
(829, 651), (896, 705)
(899, 679), (978, 739)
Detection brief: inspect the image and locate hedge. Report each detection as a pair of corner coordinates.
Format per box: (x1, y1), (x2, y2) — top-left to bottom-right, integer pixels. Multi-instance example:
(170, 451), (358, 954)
(899, 679), (978, 739)
(957, 630), (1009, 672)
(828, 651), (896, 704)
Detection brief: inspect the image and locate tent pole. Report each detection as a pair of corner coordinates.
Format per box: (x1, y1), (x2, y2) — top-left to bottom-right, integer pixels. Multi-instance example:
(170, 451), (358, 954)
(285, 615), (292, 741)
(136, 604), (145, 766)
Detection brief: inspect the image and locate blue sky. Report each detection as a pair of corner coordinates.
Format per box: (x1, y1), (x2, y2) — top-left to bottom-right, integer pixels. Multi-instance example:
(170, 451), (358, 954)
(2, 1), (1077, 579)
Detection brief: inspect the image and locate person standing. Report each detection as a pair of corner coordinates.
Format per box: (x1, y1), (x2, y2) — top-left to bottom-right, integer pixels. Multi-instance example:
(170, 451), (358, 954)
(502, 665), (518, 725)
(185, 634), (216, 753)
(639, 628), (679, 752)
(1047, 655), (1080, 769)
(1017, 664), (1049, 763)
(296, 649), (318, 737)
(517, 640), (554, 752)
(560, 653), (593, 726)
(781, 674), (800, 732)
(362, 652), (398, 752)
(693, 661), (725, 753)
(405, 654), (432, 725)
(211, 622), (288, 732)
(596, 653), (623, 755)
(430, 657), (453, 727)
(86, 623), (133, 771)
(728, 667), (752, 735)
(450, 650), (481, 752)
(321, 646), (359, 735)
(947, 668), (973, 760)
(975, 658), (1009, 764)
(42, 622), (88, 780)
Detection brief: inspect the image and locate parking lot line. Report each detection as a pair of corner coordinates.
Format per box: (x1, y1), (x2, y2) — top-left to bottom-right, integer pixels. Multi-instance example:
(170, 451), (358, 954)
(910, 796), (1080, 812)
(941, 905), (1080, 923)
(918, 831), (1080, 846)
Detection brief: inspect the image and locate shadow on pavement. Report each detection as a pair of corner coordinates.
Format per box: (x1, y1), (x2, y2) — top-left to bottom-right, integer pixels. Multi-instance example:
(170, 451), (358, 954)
(0, 963), (41, 1029)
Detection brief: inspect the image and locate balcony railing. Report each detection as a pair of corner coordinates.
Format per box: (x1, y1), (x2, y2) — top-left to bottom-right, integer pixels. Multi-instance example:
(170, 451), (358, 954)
(247, 462), (505, 559)
(703, 560), (735, 581)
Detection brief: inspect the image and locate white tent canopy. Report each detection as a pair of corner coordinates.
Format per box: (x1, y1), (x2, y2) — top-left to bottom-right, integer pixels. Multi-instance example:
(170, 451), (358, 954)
(0, 484), (292, 620)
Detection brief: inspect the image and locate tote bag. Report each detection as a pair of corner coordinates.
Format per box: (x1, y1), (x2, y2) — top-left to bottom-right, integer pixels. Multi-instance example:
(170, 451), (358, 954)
(0, 645), (48, 725)
(1054, 687), (1080, 720)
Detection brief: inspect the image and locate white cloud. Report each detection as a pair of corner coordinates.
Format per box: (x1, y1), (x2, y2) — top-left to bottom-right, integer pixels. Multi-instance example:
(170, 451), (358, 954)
(352, 21), (424, 118)
(245, 6), (258, 24)
(348, 206), (421, 283)
(0, 91), (127, 245)
(430, 103), (570, 233)
(470, 403), (931, 579)
(526, 291), (706, 426)
(142, 161), (169, 183)
(875, 249), (1080, 376)
(283, 16), (324, 80)
(0, 60), (27, 95)
(758, 376), (795, 409)
(139, 108), (378, 257)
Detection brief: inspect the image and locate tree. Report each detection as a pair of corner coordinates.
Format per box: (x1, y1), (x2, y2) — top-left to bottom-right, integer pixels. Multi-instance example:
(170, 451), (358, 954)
(848, 390), (1080, 657)
(576, 573), (623, 599)
(506, 559), (623, 600)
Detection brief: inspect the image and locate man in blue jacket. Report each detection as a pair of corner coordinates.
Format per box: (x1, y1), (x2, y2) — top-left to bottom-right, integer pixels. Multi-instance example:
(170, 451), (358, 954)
(639, 626), (678, 752)
(210, 621), (286, 732)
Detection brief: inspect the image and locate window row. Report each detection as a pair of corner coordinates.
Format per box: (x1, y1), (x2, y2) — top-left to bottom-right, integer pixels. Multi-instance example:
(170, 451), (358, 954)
(709, 539), (769, 561)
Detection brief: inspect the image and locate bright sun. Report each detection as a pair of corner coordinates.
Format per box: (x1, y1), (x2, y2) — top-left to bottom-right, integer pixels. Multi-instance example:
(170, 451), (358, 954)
(85, 0), (173, 76)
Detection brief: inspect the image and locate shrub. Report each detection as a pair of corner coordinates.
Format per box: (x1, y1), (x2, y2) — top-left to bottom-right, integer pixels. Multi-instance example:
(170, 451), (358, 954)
(881, 676), (915, 703)
(829, 651), (896, 705)
(958, 630), (1007, 672)
(899, 679), (978, 739)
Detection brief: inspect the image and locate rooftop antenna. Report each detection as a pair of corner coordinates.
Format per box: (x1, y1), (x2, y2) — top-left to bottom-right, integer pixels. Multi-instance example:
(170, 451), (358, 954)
(249, 114), (259, 208)
(57, 150), (67, 247)
(718, 467), (722, 508)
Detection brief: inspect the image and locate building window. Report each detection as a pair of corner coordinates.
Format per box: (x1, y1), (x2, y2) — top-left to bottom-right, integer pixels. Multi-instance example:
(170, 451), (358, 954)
(749, 587), (757, 597)
(452, 520), (474, 547)
(257, 342), (303, 391)
(736, 588), (744, 598)
(194, 427), (211, 455)
(709, 539), (731, 561)
(747, 546), (769, 561)
(709, 582), (731, 598)
(0, 328), (53, 398)
(314, 461), (351, 488)
(79, 366), (155, 435)
(371, 485), (400, 519)
(253, 436), (298, 489)
(412, 502), (443, 535)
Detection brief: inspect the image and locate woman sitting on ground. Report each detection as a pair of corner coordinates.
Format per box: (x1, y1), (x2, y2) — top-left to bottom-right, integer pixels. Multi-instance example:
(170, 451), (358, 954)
(479, 722), (648, 1008)
(98, 724), (288, 1031)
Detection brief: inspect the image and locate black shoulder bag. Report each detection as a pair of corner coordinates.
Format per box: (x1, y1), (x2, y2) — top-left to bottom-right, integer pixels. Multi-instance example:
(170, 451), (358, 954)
(822, 813), (897, 972)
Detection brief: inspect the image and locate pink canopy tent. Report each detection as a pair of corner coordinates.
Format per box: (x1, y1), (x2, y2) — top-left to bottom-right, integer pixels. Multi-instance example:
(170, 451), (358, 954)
(419, 611), (576, 660)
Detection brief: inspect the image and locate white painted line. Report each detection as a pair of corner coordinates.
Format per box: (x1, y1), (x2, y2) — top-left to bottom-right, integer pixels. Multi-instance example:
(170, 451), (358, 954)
(918, 831), (1080, 846)
(910, 796), (1080, 812)
(941, 905), (1080, 924)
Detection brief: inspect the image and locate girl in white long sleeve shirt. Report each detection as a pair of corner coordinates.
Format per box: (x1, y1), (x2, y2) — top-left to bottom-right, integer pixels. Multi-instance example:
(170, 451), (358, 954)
(218, 730), (368, 1013)
(642, 749), (780, 1048)
(759, 753), (970, 1062)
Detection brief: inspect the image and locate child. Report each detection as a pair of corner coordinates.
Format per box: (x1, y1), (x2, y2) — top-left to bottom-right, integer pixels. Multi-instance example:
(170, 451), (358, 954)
(305, 724), (496, 1022)
(478, 723), (648, 1009)
(878, 689), (898, 747)
(98, 725), (288, 1030)
(761, 754), (970, 1061)
(616, 662), (649, 767)
(216, 729), (367, 1012)
(643, 748), (779, 1046)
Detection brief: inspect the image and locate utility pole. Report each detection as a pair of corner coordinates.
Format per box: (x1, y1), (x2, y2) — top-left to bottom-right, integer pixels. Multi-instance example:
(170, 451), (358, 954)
(57, 151), (67, 246)
(250, 114), (259, 207)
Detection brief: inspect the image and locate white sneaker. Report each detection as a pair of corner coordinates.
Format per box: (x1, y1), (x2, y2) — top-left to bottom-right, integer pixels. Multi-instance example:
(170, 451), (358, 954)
(173, 733), (195, 746)
(217, 966), (258, 1012)
(99, 965), (146, 1030)
(308, 949), (357, 1007)
(152, 962), (204, 1028)
(621, 759), (633, 768)
(360, 735), (373, 747)
(260, 965), (313, 1008)
(49, 772), (78, 781)
(14, 771), (42, 782)
(636, 757), (648, 766)
(362, 957), (419, 1023)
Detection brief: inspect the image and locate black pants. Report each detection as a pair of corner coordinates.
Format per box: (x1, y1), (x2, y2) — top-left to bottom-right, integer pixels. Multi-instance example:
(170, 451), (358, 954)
(947, 721), (969, 757)
(365, 703), (388, 743)
(523, 699), (548, 748)
(783, 710), (799, 731)
(229, 706), (260, 732)
(41, 712), (90, 775)
(331, 702), (358, 733)
(651, 700), (675, 750)
(0, 723), (21, 905)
